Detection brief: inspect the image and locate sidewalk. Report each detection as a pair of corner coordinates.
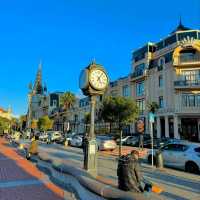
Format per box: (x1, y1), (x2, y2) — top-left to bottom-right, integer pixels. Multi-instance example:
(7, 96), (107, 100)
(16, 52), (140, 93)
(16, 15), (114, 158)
(0, 138), (74, 200)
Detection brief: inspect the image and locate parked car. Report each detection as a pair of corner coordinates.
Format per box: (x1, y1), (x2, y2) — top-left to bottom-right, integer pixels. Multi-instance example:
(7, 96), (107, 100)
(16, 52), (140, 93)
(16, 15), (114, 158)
(39, 132), (48, 142)
(96, 135), (117, 151)
(70, 135), (83, 147)
(24, 130), (31, 139)
(11, 131), (21, 141)
(125, 136), (139, 146)
(147, 141), (200, 174)
(55, 135), (66, 145)
(64, 132), (76, 144)
(142, 138), (167, 149)
(47, 131), (62, 143)
(116, 136), (133, 145)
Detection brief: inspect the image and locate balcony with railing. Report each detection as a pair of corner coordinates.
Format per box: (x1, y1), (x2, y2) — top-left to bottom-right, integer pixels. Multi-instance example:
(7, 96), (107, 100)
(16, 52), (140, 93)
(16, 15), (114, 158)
(175, 94), (200, 114)
(131, 69), (146, 80)
(175, 54), (200, 66)
(174, 79), (200, 89)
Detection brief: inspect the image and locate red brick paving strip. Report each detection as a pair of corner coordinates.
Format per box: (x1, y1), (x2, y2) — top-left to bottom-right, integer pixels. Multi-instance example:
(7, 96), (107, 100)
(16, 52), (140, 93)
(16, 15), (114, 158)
(0, 138), (65, 200)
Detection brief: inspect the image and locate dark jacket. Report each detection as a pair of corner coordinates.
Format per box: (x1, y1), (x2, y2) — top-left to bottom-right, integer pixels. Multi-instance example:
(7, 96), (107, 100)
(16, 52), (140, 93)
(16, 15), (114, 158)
(117, 155), (144, 192)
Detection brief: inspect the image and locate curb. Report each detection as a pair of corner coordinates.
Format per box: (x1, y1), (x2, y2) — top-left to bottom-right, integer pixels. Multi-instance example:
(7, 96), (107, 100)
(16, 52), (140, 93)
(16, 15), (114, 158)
(15, 141), (163, 200)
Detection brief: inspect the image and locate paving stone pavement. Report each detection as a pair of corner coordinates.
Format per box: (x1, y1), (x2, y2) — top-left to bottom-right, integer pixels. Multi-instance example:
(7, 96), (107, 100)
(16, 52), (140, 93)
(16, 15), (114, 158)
(0, 138), (76, 200)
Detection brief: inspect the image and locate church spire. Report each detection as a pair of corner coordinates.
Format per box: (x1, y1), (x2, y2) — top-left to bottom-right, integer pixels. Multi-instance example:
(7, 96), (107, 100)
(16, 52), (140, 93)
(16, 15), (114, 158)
(33, 61), (43, 95)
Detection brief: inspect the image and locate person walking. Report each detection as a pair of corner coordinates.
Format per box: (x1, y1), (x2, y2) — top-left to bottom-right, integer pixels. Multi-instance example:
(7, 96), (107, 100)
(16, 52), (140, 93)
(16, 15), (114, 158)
(139, 132), (144, 151)
(25, 135), (39, 159)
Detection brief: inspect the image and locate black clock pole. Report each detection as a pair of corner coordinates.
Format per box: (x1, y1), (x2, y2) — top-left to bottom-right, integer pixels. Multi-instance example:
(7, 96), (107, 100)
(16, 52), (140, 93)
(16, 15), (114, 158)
(84, 95), (98, 176)
(80, 61), (109, 177)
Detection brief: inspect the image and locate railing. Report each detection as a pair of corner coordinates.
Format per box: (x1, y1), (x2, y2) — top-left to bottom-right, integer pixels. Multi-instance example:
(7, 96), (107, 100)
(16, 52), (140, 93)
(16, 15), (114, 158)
(131, 70), (145, 78)
(178, 55), (200, 64)
(174, 80), (200, 87)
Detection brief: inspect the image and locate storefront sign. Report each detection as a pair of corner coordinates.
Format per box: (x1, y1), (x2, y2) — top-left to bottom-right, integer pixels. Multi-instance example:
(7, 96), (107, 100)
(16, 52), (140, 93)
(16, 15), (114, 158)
(136, 119), (145, 133)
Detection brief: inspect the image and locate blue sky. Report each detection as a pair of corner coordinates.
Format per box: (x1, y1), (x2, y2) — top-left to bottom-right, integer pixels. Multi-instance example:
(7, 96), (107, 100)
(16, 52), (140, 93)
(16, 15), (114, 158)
(0, 0), (199, 116)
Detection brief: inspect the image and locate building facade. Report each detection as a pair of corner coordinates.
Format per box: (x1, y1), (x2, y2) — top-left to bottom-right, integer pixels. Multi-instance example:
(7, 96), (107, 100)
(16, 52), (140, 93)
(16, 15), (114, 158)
(0, 107), (12, 120)
(131, 22), (200, 142)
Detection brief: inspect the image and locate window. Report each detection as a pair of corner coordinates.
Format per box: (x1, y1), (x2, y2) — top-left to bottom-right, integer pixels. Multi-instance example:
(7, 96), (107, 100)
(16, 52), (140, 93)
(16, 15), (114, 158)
(163, 144), (175, 151)
(177, 31), (198, 41)
(164, 52), (173, 63)
(122, 85), (130, 97)
(132, 45), (148, 62)
(194, 147), (200, 153)
(163, 144), (188, 152)
(53, 100), (57, 107)
(196, 95), (200, 107)
(134, 63), (145, 77)
(182, 94), (200, 107)
(182, 95), (187, 107)
(159, 96), (164, 108)
(164, 34), (177, 46)
(181, 70), (200, 85)
(159, 75), (163, 87)
(136, 81), (144, 96)
(136, 99), (145, 114)
(110, 81), (118, 87)
(156, 41), (164, 51)
(188, 95), (195, 107)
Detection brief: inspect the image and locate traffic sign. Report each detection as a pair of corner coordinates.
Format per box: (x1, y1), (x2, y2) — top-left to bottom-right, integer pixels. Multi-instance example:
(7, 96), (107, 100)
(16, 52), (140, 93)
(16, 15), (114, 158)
(149, 112), (155, 123)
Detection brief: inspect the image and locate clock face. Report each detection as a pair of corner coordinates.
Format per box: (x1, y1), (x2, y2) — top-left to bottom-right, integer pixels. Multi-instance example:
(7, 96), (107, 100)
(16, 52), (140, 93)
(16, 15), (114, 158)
(89, 68), (108, 90)
(79, 69), (88, 89)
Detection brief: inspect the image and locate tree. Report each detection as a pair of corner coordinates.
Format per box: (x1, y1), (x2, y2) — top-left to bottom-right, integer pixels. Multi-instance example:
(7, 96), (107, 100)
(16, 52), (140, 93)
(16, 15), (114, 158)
(60, 91), (76, 110)
(0, 117), (10, 134)
(100, 96), (139, 156)
(147, 101), (159, 113)
(31, 119), (38, 130)
(37, 115), (53, 132)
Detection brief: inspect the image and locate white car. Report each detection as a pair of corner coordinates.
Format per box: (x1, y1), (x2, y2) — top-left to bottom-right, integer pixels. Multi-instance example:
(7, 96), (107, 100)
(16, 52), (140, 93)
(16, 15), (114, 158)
(147, 142), (200, 174)
(11, 131), (21, 141)
(47, 131), (62, 143)
(39, 132), (48, 141)
(96, 135), (117, 151)
(116, 136), (133, 145)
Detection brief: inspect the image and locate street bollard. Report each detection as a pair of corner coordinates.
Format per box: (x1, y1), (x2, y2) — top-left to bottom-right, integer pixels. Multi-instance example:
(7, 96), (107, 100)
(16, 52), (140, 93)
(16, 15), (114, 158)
(155, 150), (163, 169)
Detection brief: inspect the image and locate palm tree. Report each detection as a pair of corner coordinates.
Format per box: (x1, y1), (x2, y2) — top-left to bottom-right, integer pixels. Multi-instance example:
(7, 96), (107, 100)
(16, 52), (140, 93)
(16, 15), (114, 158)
(147, 101), (159, 113)
(60, 92), (76, 110)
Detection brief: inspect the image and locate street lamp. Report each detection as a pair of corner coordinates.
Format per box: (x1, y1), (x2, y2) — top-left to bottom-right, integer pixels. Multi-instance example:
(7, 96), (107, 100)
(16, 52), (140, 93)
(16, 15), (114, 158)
(79, 61), (109, 176)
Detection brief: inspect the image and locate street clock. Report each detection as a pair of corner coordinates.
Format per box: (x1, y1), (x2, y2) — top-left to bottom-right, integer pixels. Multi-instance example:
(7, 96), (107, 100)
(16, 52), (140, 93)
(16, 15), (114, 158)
(79, 62), (109, 96)
(79, 61), (109, 176)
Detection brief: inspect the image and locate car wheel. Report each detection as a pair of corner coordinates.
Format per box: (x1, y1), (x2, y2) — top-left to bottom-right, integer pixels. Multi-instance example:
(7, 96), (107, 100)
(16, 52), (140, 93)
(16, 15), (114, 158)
(185, 162), (199, 174)
(148, 155), (156, 165)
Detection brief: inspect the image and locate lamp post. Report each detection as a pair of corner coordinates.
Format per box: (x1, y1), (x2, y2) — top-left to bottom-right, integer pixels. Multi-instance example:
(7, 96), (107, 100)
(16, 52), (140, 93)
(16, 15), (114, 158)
(79, 61), (109, 176)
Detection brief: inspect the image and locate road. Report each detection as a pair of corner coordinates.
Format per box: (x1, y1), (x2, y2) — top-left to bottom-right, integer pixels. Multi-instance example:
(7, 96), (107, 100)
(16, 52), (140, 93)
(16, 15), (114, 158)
(21, 140), (200, 200)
